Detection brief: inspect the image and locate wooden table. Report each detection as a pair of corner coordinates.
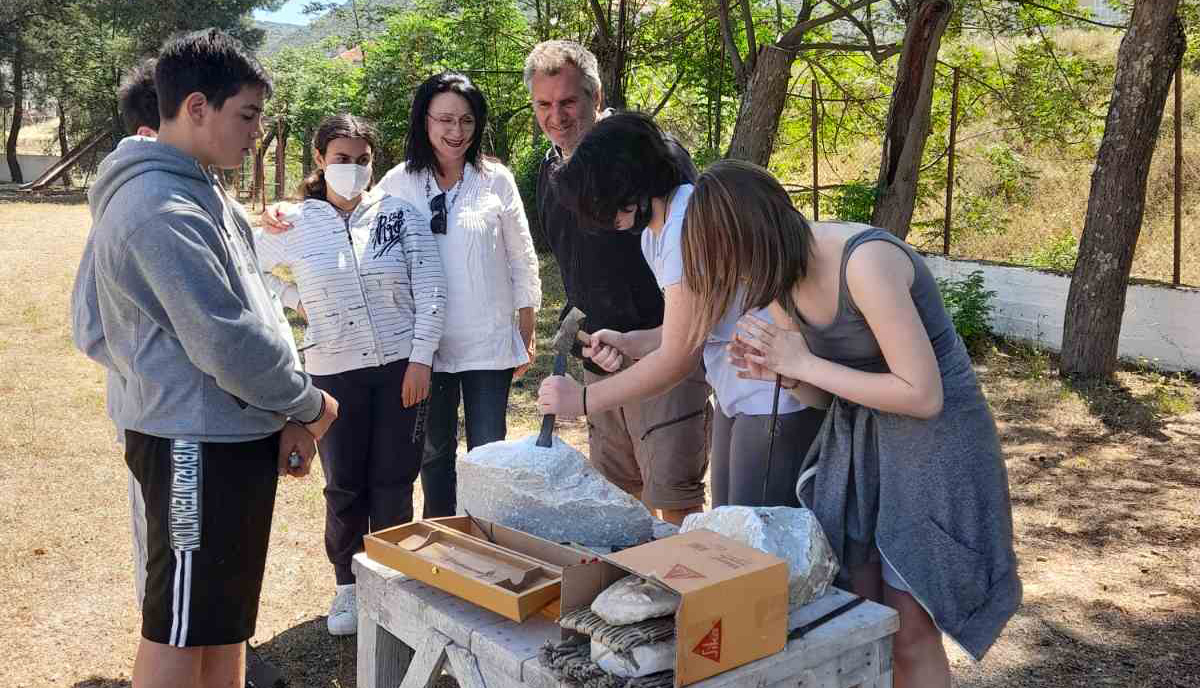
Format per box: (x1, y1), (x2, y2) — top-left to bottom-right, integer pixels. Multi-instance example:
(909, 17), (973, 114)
(354, 552), (898, 688)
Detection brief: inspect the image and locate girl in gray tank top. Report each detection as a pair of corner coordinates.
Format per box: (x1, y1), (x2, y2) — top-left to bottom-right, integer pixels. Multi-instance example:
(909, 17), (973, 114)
(680, 161), (1020, 687)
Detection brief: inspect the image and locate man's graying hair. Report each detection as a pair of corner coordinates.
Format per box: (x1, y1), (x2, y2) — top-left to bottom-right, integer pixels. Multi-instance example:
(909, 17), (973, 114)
(523, 40), (603, 102)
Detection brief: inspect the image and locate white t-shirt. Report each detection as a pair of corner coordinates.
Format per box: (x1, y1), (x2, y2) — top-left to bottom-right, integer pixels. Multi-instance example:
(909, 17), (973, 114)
(703, 293), (806, 417)
(640, 183), (805, 417)
(640, 184), (693, 289)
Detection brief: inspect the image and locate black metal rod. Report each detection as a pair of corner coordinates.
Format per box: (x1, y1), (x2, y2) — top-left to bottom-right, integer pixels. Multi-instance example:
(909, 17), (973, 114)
(945, 67), (960, 257)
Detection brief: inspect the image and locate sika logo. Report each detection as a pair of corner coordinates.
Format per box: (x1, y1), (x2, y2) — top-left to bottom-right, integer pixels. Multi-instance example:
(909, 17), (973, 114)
(664, 563), (705, 580)
(692, 619), (722, 662)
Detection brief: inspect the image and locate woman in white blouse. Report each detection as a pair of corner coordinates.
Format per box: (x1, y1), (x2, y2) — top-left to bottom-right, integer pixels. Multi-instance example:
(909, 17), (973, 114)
(385, 71), (541, 517)
(264, 72), (541, 518)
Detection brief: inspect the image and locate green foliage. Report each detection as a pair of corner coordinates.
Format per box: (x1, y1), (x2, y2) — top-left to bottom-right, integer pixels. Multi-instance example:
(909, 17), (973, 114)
(362, 0), (533, 161)
(1, 0), (279, 175)
(983, 144), (1038, 203)
(955, 190), (1009, 238)
(511, 135), (553, 253)
(1001, 38), (1114, 152)
(830, 180), (877, 223)
(265, 45), (363, 153)
(1027, 229), (1079, 272)
(937, 270), (997, 353)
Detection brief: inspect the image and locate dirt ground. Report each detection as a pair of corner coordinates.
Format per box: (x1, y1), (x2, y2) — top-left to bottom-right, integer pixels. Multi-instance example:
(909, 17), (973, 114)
(1, 195), (1196, 688)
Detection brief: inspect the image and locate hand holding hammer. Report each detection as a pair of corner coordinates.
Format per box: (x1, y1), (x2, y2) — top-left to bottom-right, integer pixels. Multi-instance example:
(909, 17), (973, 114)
(536, 307), (588, 447)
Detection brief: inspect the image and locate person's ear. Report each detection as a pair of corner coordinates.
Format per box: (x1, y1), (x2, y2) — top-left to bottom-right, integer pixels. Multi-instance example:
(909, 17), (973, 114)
(313, 148), (326, 169)
(182, 92), (209, 125)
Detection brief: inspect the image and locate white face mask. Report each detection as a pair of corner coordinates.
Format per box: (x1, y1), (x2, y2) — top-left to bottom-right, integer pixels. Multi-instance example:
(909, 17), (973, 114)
(324, 163), (371, 200)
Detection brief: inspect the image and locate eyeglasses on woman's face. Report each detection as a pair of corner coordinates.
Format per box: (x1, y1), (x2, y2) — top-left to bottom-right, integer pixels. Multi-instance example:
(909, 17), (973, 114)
(427, 113), (476, 131)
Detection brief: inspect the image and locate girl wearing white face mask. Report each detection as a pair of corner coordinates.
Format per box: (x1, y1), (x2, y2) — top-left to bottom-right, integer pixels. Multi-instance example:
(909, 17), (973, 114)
(256, 114), (447, 636)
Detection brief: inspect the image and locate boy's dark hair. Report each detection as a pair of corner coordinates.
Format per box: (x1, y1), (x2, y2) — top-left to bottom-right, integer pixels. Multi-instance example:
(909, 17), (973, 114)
(155, 28), (272, 122)
(552, 112), (685, 227)
(299, 113), (380, 200)
(118, 58), (159, 134)
(404, 71), (488, 176)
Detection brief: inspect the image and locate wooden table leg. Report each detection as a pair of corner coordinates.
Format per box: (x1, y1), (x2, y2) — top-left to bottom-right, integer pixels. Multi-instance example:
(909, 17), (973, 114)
(358, 607), (415, 688)
(398, 631), (452, 688)
(862, 635), (894, 688)
(445, 644), (487, 688)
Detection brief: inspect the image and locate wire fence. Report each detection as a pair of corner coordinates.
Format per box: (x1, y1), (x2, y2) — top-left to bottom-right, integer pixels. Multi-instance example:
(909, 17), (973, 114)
(790, 67), (1189, 288)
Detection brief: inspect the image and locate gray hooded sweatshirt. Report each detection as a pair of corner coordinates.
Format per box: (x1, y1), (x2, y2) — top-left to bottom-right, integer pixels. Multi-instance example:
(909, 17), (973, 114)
(71, 139), (321, 442)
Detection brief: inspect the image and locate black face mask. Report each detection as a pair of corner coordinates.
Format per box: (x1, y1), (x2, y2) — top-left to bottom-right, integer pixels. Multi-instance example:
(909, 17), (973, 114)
(616, 196), (652, 233)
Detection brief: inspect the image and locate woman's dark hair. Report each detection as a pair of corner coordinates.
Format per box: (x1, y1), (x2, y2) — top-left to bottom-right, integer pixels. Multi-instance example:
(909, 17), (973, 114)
(405, 71), (488, 176)
(298, 113), (380, 200)
(552, 112), (684, 227)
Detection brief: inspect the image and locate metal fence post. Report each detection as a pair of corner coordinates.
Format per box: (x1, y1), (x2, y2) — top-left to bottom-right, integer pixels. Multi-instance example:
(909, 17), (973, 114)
(812, 79), (819, 221)
(1174, 69), (1182, 287)
(944, 66), (960, 257)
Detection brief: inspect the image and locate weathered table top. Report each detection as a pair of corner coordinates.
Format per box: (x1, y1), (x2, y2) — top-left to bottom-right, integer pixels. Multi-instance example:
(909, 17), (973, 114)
(353, 552), (899, 688)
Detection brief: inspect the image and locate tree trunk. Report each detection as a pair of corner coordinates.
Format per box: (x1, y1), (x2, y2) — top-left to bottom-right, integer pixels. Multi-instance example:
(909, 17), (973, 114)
(254, 126), (275, 209)
(57, 100), (70, 188)
(1060, 1), (1185, 378)
(869, 0), (952, 239)
(301, 128), (313, 177)
(274, 118), (289, 201)
(591, 0), (629, 110)
(725, 45), (795, 167)
(5, 35), (25, 184)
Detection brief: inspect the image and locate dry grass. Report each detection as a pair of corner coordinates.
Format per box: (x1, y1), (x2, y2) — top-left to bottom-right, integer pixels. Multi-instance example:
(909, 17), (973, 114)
(10, 117), (63, 156)
(798, 29), (1200, 287)
(1, 198), (1197, 688)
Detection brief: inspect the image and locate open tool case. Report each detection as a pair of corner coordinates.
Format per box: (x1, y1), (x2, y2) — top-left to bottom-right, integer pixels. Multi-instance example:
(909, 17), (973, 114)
(364, 515), (592, 622)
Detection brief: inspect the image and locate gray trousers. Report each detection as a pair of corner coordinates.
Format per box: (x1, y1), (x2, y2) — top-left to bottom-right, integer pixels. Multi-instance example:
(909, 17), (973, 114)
(710, 402), (826, 508)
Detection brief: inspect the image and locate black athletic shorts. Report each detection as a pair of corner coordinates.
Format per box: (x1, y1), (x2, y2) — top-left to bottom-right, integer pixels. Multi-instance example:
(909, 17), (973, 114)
(125, 430), (280, 647)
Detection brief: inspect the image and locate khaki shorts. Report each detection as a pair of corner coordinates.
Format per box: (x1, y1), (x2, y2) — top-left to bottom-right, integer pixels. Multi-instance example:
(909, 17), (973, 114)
(584, 363), (711, 509)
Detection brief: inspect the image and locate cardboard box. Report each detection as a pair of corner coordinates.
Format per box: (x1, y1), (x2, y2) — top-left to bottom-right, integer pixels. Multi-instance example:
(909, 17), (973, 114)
(364, 516), (592, 622)
(560, 529), (790, 687)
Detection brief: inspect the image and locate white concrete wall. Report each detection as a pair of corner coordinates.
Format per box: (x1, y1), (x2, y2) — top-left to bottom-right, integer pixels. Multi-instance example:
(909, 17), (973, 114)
(1077, 0), (1127, 24)
(0, 154), (60, 183)
(924, 254), (1200, 373)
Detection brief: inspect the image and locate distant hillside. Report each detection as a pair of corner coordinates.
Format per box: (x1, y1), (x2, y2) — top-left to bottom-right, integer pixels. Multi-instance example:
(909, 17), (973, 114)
(256, 20), (305, 56)
(253, 0), (413, 56)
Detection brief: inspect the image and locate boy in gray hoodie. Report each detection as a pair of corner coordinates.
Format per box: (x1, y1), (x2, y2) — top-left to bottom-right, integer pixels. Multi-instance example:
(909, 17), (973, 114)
(71, 29), (337, 687)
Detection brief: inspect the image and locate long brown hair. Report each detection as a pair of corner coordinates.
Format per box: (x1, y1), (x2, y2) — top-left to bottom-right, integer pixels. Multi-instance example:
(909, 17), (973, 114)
(681, 160), (814, 349)
(298, 113), (380, 200)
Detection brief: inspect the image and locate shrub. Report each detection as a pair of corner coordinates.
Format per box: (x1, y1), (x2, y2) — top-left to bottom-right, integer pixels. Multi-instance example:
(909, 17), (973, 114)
(511, 136), (553, 254)
(830, 179), (877, 223)
(937, 270), (996, 354)
(1027, 230), (1079, 273)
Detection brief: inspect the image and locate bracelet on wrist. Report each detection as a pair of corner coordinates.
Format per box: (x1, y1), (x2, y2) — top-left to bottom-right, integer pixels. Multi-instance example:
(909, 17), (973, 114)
(303, 390), (326, 425)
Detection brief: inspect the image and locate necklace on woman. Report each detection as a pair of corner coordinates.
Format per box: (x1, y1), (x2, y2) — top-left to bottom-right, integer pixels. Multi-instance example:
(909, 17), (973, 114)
(425, 169), (464, 209)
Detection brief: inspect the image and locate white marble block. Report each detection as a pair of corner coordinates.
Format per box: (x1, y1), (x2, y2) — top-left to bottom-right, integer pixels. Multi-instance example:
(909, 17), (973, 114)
(681, 506), (838, 606)
(457, 435), (654, 547)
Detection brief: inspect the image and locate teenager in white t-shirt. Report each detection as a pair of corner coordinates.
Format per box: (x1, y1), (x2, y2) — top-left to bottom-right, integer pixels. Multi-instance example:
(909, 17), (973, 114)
(538, 112), (829, 510)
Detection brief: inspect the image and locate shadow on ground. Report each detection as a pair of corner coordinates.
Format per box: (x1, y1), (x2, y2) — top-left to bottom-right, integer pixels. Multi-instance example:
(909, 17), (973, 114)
(1064, 376), (1172, 441)
(958, 603), (1200, 688)
(252, 618), (462, 687)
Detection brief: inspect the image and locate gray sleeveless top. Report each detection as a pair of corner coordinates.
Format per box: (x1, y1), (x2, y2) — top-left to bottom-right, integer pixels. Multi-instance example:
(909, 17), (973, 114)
(793, 226), (958, 375)
(793, 225), (1021, 661)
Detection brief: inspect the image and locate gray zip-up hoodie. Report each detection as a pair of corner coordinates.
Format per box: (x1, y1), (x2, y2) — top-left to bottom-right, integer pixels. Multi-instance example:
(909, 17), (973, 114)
(71, 139), (322, 442)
